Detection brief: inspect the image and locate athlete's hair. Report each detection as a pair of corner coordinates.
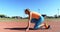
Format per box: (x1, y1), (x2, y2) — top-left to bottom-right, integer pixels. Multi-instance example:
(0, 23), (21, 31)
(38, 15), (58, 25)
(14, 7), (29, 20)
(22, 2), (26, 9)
(25, 9), (30, 14)
(25, 9), (30, 12)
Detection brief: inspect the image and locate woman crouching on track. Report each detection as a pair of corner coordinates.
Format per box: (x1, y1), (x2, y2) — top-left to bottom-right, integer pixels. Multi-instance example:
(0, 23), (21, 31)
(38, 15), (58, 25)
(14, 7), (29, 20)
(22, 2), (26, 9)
(25, 9), (50, 31)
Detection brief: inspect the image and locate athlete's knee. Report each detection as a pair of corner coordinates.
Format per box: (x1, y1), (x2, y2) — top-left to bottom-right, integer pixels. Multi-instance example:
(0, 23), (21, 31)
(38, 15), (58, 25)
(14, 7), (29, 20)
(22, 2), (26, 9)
(34, 27), (39, 30)
(34, 25), (41, 30)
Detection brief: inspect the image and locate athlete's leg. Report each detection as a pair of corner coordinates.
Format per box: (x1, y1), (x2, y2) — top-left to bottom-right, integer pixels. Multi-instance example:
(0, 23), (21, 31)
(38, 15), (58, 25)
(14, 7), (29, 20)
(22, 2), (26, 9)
(34, 16), (44, 29)
(31, 18), (38, 23)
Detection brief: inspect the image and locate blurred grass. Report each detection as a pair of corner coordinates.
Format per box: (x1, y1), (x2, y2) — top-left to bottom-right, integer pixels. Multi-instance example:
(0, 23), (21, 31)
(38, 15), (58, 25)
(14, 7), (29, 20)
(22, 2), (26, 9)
(0, 18), (28, 22)
(45, 18), (60, 20)
(0, 18), (59, 22)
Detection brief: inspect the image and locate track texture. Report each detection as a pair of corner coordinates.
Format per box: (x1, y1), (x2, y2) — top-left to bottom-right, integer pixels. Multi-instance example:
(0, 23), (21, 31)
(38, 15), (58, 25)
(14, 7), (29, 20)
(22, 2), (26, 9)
(0, 21), (60, 32)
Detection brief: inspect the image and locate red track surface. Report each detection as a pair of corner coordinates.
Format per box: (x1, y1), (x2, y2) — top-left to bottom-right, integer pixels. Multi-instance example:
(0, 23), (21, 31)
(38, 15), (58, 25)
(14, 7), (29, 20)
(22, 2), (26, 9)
(0, 21), (60, 32)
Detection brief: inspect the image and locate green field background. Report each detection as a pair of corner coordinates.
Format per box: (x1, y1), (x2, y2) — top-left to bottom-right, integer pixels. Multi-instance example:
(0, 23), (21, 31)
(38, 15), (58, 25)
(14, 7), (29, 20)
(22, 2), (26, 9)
(0, 18), (59, 22)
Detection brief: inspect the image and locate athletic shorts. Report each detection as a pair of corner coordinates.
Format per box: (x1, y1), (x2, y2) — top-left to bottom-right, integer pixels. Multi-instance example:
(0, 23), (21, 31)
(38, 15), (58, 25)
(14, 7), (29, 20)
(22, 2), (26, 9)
(31, 16), (44, 29)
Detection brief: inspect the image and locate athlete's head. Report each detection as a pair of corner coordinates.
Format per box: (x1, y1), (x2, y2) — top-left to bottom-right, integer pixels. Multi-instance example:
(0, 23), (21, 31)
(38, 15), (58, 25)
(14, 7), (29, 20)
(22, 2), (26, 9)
(25, 9), (30, 15)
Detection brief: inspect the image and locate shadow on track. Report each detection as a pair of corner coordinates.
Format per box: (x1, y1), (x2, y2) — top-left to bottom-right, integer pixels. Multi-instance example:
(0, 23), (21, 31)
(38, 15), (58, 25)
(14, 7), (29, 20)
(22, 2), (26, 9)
(4, 27), (51, 30)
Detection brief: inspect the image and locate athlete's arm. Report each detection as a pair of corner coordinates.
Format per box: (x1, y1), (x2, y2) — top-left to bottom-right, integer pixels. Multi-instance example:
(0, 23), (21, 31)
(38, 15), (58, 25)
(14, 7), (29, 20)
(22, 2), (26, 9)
(26, 12), (32, 30)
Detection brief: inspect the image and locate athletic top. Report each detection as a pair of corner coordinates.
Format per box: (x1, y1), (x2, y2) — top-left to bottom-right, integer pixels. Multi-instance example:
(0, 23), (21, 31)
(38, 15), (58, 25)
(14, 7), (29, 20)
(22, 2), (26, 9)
(30, 12), (41, 19)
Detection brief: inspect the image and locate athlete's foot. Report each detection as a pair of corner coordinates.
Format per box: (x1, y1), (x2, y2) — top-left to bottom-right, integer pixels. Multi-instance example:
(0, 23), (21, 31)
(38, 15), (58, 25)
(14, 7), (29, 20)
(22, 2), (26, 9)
(45, 25), (50, 29)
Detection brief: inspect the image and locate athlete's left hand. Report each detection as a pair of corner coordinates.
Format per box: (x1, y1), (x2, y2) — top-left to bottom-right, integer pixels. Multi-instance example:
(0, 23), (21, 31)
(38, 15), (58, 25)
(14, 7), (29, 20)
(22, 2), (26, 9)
(26, 28), (29, 32)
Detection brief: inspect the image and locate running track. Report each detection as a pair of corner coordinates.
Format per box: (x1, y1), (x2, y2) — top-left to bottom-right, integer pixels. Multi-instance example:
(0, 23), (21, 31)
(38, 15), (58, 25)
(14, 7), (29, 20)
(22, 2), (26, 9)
(0, 21), (60, 32)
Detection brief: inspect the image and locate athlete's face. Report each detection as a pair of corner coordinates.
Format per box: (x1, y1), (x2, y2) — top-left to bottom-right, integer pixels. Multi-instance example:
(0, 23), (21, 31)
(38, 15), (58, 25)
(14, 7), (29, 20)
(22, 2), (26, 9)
(25, 11), (29, 14)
